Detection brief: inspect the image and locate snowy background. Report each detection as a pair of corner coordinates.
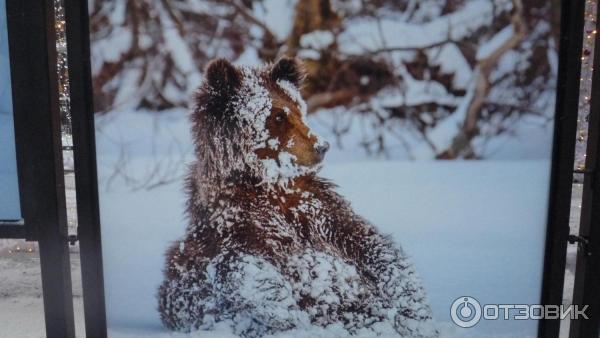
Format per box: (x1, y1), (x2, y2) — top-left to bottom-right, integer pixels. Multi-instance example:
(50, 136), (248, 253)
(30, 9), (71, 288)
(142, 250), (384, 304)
(0, 0), (21, 221)
(91, 0), (558, 337)
(96, 112), (552, 338)
(90, 0), (558, 161)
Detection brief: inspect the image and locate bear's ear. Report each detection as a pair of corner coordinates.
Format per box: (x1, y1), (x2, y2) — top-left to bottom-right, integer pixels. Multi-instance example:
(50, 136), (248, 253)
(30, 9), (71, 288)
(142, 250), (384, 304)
(204, 58), (241, 97)
(270, 57), (305, 87)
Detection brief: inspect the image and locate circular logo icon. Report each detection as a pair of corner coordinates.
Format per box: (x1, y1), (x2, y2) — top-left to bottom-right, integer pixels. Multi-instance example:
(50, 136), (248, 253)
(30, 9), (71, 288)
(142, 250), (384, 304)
(450, 296), (482, 328)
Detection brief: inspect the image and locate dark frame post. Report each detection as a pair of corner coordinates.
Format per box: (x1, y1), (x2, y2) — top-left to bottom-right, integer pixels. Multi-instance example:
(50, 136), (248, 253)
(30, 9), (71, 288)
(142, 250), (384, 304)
(538, 0), (586, 336)
(5, 0), (75, 337)
(569, 1), (600, 336)
(63, 0), (108, 337)
(0, 220), (26, 238)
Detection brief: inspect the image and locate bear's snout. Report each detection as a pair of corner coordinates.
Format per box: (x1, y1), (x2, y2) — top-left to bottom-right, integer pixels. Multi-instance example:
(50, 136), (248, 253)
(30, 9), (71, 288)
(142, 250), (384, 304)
(314, 141), (330, 162)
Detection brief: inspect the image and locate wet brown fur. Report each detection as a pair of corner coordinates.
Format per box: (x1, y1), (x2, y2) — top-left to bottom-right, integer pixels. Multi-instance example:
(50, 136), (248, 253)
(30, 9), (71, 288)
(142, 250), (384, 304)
(158, 57), (435, 337)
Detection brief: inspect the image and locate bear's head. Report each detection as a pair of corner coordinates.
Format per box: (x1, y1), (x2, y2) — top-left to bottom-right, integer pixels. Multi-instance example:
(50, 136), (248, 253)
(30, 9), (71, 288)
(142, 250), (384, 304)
(192, 57), (329, 186)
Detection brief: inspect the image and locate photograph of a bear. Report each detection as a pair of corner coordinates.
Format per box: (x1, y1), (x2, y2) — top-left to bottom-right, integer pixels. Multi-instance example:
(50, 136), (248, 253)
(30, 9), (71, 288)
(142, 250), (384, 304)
(158, 57), (438, 338)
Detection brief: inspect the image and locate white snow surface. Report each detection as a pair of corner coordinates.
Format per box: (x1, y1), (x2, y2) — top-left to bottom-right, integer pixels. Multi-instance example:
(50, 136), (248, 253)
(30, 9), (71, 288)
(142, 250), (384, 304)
(99, 159), (550, 338)
(300, 30), (335, 50)
(338, 0), (494, 55)
(252, 0), (298, 41)
(309, 108), (553, 163)
(96, 107), (551, 337)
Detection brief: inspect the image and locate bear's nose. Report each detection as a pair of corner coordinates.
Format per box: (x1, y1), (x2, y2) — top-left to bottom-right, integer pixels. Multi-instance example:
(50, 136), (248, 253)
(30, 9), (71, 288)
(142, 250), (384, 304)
(315, 141), (330, 158)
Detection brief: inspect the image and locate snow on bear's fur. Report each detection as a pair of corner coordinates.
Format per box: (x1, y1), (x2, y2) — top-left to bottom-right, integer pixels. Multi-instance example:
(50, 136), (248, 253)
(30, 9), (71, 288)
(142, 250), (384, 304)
(158, 57), (438, 338)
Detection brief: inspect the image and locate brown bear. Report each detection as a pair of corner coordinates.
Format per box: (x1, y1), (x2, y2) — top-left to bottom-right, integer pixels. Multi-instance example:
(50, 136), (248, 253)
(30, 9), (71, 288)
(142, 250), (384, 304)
(158, 57), (438, 338)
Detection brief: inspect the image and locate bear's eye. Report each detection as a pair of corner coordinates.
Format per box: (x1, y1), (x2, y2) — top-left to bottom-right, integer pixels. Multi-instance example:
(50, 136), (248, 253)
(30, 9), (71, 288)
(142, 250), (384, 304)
(274, 113), (286, 123)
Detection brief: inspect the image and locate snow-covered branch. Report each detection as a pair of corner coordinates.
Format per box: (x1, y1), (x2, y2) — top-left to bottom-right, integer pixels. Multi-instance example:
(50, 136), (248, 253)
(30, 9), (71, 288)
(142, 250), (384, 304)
(90, 0), (560, 181)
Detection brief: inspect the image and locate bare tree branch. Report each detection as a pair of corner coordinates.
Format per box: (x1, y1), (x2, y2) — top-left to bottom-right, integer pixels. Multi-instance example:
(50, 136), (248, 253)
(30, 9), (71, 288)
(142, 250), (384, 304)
(437, 0), (527, 158)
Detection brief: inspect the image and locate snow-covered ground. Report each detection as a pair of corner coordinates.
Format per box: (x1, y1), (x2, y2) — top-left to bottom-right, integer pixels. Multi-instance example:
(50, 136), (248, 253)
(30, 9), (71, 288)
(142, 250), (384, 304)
(0, 251), (85, 338)
(97, 159), (551, 338)
(90, 106), (558, 337)
(0, 105), (578, 337)
(0, 182), (578, 338)
(0, 172), (82, 338)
